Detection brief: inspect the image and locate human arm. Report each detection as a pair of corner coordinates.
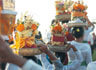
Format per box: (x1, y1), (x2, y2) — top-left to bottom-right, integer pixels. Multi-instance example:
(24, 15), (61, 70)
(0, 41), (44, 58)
(0, 36), (43, 70)
(84, 16), (95, 30)
(39, 44), (82, 70)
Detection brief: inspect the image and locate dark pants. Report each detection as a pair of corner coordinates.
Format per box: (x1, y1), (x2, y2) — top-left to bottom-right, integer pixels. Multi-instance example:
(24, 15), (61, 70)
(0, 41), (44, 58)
(91, 45), (95, 55)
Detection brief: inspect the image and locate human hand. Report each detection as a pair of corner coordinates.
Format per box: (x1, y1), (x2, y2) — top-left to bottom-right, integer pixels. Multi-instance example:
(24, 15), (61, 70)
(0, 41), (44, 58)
(84, 15), (88, 20)
(65, 44), (77, 52)
(38, 44), (49, 54)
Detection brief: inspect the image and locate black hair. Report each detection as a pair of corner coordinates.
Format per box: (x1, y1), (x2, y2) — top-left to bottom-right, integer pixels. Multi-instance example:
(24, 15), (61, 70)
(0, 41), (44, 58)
(61, 20), (69, 23)
(72, 27), (84, 39)
(51, 19), (56, 25)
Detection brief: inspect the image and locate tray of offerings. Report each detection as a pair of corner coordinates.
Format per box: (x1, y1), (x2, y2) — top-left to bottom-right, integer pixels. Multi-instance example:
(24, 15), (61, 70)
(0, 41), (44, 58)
(55, 14), (71, 21)
(67, 18), (88, 27)
(19, 48), (42, 56)
(67, 23), (88, 27)
(48, 44), (69, 52)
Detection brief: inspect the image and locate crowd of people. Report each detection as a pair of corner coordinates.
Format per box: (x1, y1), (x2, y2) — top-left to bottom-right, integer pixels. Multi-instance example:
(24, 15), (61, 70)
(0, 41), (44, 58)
(0, 16), (96, 70)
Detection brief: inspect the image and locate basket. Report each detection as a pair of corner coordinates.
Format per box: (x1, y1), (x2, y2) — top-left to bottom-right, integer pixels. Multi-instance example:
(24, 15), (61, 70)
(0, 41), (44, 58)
(51, 34), (65, 46)
(19, 48), (42, 56)
(72, 11), (85, 17)
(55, 14), (71, 21)
(48, 44), (68, 52)
(67, 23), (88, 27)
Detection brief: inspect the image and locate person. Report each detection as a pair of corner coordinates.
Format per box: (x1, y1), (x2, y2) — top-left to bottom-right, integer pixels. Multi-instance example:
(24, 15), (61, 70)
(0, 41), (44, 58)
(0, 36), (43, 70)
(49, 19), (68, 65)
(0, 35), (82, 70)
(1, 35), (9, 70)
(39, 44), (83, 70)
(88, 32), (94, 54)
(93, 33), (96, 49)
(83, 16), (95, 43)
(6, 31), (43, 70)
(68, 26), (92, 70)
(87, 61), (96, 70)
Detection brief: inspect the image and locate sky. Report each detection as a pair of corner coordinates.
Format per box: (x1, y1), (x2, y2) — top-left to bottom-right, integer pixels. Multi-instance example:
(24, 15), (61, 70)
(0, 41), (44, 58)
(15, 0), (96, 41)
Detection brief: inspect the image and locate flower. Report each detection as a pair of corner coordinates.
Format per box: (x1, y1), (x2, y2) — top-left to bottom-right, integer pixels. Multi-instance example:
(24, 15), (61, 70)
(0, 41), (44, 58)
(63, 24), (68, 28)
(31, 24), (37, 31)
(65, 31), (69, 36)
(16, 24), (25, 32)
(52, 23), (62, 33)
(76, 28), (80, 32)
(73, 3), (85, 11)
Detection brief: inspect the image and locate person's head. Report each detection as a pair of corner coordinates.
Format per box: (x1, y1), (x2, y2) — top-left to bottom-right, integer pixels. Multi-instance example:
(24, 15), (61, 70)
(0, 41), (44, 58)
(92, 33), (95, 36)
(51, 19), (56, 25)
(72, 27), (84, 40)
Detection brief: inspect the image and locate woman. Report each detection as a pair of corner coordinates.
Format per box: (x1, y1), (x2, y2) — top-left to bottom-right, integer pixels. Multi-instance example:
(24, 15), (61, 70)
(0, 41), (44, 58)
(39, 43), (83, 70)
(68, 27), (92, 70)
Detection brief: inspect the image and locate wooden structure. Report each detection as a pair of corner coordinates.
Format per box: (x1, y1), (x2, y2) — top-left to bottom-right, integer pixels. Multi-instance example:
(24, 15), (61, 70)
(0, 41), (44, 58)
(0, 0), (17, 35)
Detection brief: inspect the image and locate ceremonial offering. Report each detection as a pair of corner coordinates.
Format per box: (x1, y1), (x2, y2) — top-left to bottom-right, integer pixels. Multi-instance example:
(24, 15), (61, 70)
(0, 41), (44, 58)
(48, 44), (70, 52)
(67, 18), (88, 27)
(51, 22), (68, 46)
(19, 48), (42, 56)
(55, 0), (74, 21)
(71, 1), (88, 22)
(55, 14), (71, 21)
(10, 13), (41, 55)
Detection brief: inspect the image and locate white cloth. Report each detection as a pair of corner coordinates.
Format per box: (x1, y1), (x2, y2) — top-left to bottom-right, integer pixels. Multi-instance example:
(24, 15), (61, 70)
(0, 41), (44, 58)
(22, 60), (43, 70)
(88, 33), (94, 45)
(6, 51), (82, 70)
(6, 60), (44, 70)
(87, 61), (96, 70)
(84, 26), (93, 41)
(69, 18), (83, 24)
(68, 41), (92, 70)
(5, 63), (21, 70)
(40, 54), (54, 70)
(22, 51), (82, 70)
(52, 51), (83, 70)
(1, 35), (9, 40)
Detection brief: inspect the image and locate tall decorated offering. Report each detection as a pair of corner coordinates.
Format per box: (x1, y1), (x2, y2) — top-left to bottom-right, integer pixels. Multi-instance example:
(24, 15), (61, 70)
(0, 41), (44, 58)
(55, 0), (74, 21)
(51, 21), (67, 46)
(71, 1), (87, 20)
(67, 0), (88, 27)
(10, 13), (41, 56)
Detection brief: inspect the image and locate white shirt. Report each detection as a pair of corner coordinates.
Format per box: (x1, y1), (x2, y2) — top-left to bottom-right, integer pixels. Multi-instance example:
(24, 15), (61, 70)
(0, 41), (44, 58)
(84, 26), (93, 41)
(68, 41), (92, 70)
(22, 51), (82, 70)
(88, 33), (94, 45)
(22, 60), (43, 70)
(87, 61), (96, 70)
